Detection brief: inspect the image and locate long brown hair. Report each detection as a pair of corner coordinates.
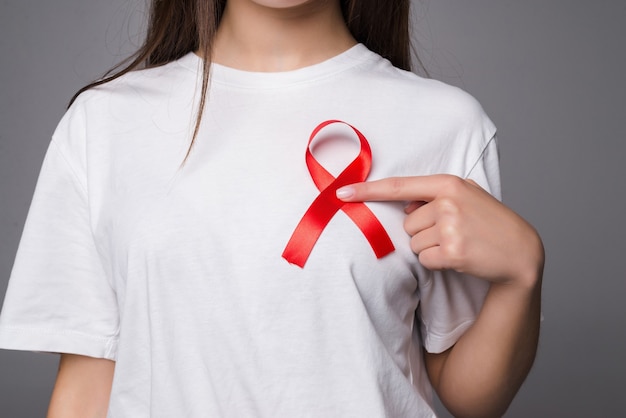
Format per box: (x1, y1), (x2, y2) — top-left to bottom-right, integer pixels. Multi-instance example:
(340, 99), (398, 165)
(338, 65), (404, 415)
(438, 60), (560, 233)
(70, 0), (414, 162)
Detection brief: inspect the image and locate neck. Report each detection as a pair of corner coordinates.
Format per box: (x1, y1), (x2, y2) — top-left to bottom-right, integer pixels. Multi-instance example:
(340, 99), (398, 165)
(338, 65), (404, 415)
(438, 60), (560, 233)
(211, 0), (357, 72)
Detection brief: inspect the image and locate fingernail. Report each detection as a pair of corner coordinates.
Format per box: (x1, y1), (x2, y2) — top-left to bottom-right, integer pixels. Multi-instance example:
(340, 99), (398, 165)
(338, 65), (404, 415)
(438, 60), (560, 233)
(336, 186), (355, 200)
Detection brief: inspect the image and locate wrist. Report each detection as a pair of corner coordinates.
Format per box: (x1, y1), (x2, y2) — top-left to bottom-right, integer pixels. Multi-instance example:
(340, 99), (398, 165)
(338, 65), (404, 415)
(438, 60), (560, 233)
(504, 225), (545, 291)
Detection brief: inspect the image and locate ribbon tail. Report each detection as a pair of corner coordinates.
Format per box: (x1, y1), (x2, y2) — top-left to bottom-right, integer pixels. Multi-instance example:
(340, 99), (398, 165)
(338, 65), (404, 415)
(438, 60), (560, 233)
(282, 192), (343, 268)
(342, 203), (395, 259)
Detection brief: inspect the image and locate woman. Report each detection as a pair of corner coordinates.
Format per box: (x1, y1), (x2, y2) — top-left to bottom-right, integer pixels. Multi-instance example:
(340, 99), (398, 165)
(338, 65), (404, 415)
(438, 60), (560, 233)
(0, 0), (543, 417)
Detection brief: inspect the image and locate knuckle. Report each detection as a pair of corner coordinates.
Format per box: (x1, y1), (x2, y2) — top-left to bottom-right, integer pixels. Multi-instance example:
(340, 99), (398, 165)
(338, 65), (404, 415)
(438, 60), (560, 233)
(440, 236), (466, 267)
(441, 175), (465, 196)
(436, 197), (459, 215)
(402, 216), (414, 235)
(389, 177), (406, 198)
(439, 221), (457, 241)
(466, 179), (479, 188)
(418, 250), (439, 270)
(417, 251), (431, 268)
(439, 244), (457, 266)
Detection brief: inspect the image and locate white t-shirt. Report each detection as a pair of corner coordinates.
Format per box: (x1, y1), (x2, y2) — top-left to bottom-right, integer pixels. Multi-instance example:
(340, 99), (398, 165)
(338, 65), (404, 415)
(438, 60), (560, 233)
(0, 44), (500, 417)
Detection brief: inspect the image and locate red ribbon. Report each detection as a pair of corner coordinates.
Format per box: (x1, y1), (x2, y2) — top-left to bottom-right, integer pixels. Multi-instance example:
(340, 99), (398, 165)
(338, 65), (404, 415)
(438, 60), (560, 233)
(282, 120), (395, 268)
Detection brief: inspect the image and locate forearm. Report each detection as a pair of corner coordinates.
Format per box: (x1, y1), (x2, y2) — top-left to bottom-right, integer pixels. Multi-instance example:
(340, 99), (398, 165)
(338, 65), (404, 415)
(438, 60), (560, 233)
(337, 175), (545, 416)
(428, 267), (542, 418)
(47, 354), (115, 418)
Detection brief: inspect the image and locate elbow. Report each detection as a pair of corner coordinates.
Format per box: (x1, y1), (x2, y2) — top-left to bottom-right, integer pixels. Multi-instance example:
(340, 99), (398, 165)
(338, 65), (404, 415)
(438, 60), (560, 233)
(441, 395), (514, 418)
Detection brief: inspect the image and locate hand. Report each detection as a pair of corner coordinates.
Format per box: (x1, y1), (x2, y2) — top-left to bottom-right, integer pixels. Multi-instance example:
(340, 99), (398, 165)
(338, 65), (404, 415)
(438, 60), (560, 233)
(336, 175), (544, 288)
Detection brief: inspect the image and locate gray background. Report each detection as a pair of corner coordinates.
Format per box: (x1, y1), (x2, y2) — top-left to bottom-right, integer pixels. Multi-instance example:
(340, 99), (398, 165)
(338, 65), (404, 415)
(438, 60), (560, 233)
(0, 0), (624, 416)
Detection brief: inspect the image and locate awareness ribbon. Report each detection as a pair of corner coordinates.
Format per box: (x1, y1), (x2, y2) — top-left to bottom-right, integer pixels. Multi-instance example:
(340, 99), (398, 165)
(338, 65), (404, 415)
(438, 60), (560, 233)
(282, 120), (395, 268)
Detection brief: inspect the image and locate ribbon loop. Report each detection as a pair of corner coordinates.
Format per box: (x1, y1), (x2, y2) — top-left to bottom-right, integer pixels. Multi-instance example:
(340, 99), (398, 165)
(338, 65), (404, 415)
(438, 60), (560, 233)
(282, 120), (395, 268)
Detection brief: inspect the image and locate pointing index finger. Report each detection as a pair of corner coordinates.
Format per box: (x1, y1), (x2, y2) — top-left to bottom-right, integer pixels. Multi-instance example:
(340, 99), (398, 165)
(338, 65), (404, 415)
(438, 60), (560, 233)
(336, 175), (451, 202)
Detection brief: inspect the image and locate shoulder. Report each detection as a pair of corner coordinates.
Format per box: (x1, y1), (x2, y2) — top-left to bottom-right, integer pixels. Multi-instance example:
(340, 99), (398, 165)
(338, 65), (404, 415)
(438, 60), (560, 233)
(58, 55), (198, 131)
(52, 56), (197, 163)
(355, 49), (494, 136)
(387, 69), (488, 128)
(70, 55), (197, 113)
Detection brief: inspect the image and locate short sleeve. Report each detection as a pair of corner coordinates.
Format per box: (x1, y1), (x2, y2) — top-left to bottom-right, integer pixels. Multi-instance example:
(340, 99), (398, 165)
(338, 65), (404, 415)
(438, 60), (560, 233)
(0, 122), (119, 360)
(418, 134), (500, 354)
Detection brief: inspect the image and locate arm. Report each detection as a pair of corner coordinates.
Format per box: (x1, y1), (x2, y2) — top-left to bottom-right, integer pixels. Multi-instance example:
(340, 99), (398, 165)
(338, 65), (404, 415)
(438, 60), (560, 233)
(425, 271), (541, 417)
(47, 354), (115, 418)
(337, 175), (544, 417)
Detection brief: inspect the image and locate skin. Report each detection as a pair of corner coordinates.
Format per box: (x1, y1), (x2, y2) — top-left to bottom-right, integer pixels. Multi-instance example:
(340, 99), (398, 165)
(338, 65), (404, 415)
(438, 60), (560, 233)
(337, 176), (543, 417)
(47, 354), (115, 418)
(212, 0), (357, 71)
(47, 1), (543, 417)
(48, 2), (356, 417)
